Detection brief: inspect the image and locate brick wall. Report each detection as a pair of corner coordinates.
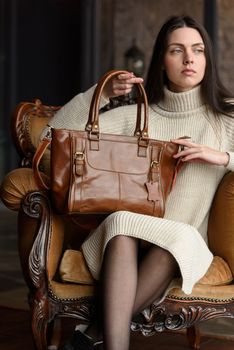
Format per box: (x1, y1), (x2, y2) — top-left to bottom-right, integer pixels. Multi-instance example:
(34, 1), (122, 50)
(218, 0), (234, 92)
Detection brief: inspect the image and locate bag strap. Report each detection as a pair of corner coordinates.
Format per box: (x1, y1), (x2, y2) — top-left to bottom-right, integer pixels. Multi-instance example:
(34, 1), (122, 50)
(32, 131), (51, 190)
(85, 69), (149, 139)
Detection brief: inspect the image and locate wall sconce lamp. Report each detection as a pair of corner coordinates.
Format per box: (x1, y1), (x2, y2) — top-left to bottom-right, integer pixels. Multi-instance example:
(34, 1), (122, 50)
(124, 39), (145, 77)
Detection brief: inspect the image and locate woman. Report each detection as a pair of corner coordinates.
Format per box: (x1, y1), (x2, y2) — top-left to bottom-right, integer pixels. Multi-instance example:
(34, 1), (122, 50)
(47, 16), (234, 350)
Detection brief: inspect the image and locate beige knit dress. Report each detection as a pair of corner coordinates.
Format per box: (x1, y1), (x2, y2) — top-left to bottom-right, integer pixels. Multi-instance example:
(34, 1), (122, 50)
(44, 85), (234, 294)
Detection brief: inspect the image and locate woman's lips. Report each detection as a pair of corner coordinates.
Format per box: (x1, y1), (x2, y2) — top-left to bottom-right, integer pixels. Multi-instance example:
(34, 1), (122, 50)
(182, 69), (196, 76)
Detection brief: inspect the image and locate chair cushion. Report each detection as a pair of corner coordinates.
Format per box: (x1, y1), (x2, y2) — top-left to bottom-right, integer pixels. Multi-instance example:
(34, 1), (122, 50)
(49, 280), (95, 299)
(197, 256), (233, 286)
(167, 282), (234, 302)
(59, 249), (95, 285)
(60, 250), (233, 287)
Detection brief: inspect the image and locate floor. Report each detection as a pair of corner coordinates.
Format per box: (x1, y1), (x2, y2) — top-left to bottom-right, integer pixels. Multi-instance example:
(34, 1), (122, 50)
(0, 206), (234, 349)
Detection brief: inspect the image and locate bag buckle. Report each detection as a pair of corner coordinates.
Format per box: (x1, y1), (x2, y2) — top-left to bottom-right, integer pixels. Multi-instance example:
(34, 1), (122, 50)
(74, 152), (85, 176)
(75, 151), (85, 160)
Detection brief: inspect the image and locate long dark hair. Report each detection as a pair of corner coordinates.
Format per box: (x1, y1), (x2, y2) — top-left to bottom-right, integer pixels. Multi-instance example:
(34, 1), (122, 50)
(145, 15), (234, 116)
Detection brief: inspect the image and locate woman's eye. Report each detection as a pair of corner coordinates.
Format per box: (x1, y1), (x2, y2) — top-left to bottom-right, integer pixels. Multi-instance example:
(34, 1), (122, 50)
(171, 48), (183, 54)
(193, 47), (205, 54)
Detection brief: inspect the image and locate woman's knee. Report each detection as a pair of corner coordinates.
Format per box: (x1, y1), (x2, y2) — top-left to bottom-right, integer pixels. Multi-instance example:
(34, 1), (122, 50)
(151, 245), (178, 266)
(106, 235), (138, 252)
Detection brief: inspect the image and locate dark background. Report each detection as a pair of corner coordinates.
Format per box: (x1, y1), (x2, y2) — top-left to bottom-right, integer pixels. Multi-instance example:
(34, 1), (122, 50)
(0, 0), (103, 179)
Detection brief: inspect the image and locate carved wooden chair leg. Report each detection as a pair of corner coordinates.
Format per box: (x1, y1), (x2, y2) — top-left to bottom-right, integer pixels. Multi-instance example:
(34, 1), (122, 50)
(48, 317), (62, 349)
(186, 325), (201, 349)
(31, 299), (49, 350)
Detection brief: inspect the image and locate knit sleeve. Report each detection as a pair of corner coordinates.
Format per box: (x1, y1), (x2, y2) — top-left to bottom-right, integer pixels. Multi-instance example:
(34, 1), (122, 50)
(40, 85), (110, 138)
(221, 115), (234, 171)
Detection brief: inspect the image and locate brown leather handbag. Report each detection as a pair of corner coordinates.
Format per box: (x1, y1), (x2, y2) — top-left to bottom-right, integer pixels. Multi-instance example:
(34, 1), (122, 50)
(33, 70), (182, 218)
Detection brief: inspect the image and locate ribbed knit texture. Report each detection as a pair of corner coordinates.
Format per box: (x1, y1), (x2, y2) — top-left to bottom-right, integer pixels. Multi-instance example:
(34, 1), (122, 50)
(44, 85), (234, 294)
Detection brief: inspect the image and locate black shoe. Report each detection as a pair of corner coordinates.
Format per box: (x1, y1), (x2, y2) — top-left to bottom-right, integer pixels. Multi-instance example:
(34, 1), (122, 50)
(61, 330), (103, 350)
(60, 343), (74, 350)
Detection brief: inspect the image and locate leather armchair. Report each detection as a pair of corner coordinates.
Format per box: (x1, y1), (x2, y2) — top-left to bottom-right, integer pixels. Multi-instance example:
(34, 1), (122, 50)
(1, 99), (234, 350)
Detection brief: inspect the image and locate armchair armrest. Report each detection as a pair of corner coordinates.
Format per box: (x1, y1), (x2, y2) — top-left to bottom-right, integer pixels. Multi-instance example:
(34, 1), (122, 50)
(11, 99), (60, 171)
(21, 191), (65, 285)
(208, 171), (234, 274)
(0, 168), (49, 211)
(0, 167), (63, 284)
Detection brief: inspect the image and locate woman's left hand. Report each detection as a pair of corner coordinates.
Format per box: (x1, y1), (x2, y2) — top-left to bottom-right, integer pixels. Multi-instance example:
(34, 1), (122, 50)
(171, 138), (230, 166)
(102, 72), (144, 99)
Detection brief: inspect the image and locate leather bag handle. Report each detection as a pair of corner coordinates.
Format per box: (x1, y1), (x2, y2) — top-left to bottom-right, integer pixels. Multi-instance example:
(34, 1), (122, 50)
(85, 70), (149, 139)
(32, 131), (51, 190)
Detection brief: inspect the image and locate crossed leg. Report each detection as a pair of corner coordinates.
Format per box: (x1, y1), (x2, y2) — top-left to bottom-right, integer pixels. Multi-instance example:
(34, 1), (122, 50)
(100, 235), (179, 350)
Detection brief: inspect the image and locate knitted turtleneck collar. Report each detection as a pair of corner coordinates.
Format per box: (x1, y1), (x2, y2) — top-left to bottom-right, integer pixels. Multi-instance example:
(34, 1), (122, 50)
(152, 85), (205, 117)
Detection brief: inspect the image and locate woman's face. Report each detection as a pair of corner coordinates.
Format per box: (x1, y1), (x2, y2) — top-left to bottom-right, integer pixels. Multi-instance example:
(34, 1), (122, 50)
(164, 27), (206, 92)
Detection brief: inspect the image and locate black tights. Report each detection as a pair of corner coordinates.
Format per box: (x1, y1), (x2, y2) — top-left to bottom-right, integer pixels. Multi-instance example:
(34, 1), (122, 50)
(100, 235), (179, 350)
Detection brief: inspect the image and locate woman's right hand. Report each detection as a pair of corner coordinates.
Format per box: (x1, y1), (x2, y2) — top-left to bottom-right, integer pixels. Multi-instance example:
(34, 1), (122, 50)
(102, 72), (144, 99)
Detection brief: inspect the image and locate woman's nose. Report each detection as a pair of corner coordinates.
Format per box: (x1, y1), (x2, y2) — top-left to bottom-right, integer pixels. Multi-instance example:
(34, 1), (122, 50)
(183, 51), (194, 64)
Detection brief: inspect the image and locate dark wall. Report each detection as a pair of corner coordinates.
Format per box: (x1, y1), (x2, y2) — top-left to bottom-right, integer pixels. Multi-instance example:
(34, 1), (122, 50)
(0, 0), (100, 179)
(15, 0), (101, 105)
(17, 0), (83, 105)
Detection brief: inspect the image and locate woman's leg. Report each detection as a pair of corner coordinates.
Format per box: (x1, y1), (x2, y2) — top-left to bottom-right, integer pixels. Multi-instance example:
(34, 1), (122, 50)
(133, 244), (179, 315)
(101, 235), (138, 350)
(101, 237), (178, 350)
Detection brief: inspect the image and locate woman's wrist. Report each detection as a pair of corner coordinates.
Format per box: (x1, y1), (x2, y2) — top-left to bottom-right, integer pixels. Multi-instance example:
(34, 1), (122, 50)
(224, 152), (230, 167)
